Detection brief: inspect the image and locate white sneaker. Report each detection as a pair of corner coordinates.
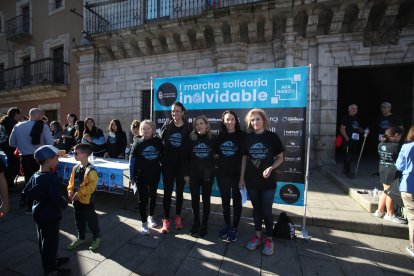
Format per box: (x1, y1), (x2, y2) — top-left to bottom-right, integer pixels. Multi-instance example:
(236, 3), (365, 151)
(373, 210), (385, 218)
(406, 245), (414, 257)
(147, 216), (158, 227)
(383, 214), (407, 224)
(141, 222), (149, 235)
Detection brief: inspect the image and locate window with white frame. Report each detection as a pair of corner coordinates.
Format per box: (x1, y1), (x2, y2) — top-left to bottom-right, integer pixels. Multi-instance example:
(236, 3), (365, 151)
(48, 0), (65, 16)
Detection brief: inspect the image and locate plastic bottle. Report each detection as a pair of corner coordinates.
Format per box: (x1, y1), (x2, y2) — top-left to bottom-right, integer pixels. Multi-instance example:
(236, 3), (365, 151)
(373, 187), (378, 202)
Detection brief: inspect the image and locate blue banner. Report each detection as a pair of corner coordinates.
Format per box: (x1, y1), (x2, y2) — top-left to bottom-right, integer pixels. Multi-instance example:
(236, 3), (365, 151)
(154, 67), (308, 206)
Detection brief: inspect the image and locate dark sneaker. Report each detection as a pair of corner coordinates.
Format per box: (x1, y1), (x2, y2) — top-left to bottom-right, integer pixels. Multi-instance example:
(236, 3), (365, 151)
(89, 238), (101, 250)
(227, 227), (238, 242)
(199, 226), (208, 238)
(219, 225), (231, 239)
(190, 224), (200, 236)
(66, 239), (86, 250)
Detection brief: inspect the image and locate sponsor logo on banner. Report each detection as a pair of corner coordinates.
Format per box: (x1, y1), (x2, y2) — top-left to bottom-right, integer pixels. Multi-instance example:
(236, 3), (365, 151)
(282, 117), (304, 123)
(157, 83), (177, 106)
(269, 117), (279, 123)
(284, 130), (302, 137)
(286, 139), (300, 152)
(285, 157), (302, 162)
(279, 184), (300, 204)
(284, 168), (302, 174)
(271, 74), (301, 104)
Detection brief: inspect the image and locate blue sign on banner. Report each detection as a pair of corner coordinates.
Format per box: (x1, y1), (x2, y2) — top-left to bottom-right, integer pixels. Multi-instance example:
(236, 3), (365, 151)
(154, 67), (308, 206)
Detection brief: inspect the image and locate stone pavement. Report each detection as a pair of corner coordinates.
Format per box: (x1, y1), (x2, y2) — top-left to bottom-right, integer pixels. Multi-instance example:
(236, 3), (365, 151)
(1, 166), (414, 275)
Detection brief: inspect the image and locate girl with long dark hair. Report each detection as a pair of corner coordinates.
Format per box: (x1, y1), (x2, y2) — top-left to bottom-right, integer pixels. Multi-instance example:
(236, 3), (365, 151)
(82, 118), (106, 157)
(104, 119), (127, 159)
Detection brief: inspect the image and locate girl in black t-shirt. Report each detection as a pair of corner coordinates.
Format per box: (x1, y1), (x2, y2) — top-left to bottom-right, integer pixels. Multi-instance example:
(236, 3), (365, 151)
(184, 115), (217, 237)
(82, 118), (106, 157)
(104, 119), (127, 159)
(129, 120), (163, 235)
(373, 126), (405, 224)
(160, 102), (192, 234)
(61, 113), (78, 152)
(240, 108), (284, 256)
(217, 110), (244, 242)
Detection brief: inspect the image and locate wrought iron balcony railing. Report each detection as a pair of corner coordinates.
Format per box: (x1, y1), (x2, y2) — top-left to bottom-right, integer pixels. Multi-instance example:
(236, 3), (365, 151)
(84, 0), (263, 35)
(0, 58), (69, 91)
(6, 14), (32, 41)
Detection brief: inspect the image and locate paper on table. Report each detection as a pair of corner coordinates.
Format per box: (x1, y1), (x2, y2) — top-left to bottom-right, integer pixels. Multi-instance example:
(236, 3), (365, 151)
(240, 187), (247, 206)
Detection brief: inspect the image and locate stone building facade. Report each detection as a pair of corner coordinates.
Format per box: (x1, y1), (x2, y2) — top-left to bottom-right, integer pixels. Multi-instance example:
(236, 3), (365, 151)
(76, 0), (414, 165)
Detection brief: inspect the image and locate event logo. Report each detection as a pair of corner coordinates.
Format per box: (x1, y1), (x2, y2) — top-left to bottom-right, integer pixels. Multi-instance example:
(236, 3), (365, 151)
(193, 143), (210, 159)
(284, 130), (302, 137)
(269, 117), (279, 123)
(141, 146), (159, 160)
(285, 139), (300, 152)
(282, 117), (304, 123)
(157, 83), (177, 107)
(169, 133), (182, 148)
(271, 74), (301, 104)
(279, 184), (300, 204)
(220, 140), (238, 157)
(249, 143), (268, 160)
(284, 167), (302, 174)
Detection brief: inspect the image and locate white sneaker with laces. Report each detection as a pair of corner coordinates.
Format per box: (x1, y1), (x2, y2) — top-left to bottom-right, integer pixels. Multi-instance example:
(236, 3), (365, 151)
(383, 214), (407, 224)
(147, 216), (158, 227)
(141, 222), (149, 235)
(373, 210), (385, 218)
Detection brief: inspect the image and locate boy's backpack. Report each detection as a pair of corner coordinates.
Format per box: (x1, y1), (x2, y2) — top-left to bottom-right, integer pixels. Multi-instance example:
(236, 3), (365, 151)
(273, 212), (296, 240)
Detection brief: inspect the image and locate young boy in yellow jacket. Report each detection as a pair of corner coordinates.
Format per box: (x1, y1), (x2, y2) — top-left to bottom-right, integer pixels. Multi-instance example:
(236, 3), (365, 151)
(66, 143), (101, 251)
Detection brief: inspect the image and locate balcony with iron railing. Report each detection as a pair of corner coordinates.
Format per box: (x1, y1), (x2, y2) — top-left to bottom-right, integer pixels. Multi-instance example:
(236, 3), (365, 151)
(0, 58), (69, 91)
(6, 14), (32, 41)
(84, 0), (263, 35)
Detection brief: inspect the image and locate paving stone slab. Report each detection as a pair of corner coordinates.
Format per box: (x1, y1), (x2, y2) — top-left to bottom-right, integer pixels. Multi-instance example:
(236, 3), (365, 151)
(175, 256), (221, 276)
(0, 240), (38, 271)
(261, 239), (302, 275)
(299, 255), (343, 276)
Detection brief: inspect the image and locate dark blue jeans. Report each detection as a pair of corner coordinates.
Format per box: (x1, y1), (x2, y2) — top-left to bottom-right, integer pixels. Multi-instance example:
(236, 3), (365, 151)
(190, 175), (213, 227)
(247, 188), (275, 237)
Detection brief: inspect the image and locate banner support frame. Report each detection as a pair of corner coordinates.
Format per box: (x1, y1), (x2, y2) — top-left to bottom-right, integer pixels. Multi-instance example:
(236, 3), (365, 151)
(301, 64), (312, 240)
(150, 77), (154, 121)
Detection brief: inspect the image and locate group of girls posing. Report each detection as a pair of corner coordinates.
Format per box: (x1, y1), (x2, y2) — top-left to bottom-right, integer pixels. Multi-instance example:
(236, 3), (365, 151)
(129, 102), (284, 256)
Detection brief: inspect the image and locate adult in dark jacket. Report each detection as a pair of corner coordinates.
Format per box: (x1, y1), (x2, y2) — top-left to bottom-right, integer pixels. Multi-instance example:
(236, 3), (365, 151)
(104, 119), (127, 159)
(23, 145), (69, 275)
(0, 107), (21, 189)
(160, 102), (192, 233)
(184, 115), (217, 238)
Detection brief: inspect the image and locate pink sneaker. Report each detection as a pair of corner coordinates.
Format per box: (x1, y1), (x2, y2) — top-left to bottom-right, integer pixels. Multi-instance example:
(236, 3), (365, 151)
(161, 219), (171, 234)
(246, 236), (263, 251)
(174, 215), (183, 230)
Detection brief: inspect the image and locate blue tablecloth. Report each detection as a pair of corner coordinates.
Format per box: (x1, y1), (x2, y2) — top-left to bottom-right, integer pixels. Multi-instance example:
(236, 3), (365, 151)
(57, 156), (129, 195)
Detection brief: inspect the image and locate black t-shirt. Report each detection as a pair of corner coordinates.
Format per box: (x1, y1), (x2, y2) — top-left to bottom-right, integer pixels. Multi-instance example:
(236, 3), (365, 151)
(217, 131), (245, 176)
(62, 125), (76, 152)
(106, 131), (127, 158)
(184, 133), (217, 178)
(377, 114), (403, 136)
(242, 130), (284, 190)
(130, 136), (163, 174)
(161, 120), (192, 164)
(378, 141), (401, 168)
(340, 115), (361, 141)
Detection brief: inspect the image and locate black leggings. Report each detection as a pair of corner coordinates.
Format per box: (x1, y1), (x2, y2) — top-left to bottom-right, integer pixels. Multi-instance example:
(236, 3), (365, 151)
(137, 175), (160, 222)
(21, 155), (39, 209)
(247, 188), (275, 237)
(162, 163), (185, 219)
(218, 174), (242, 228)
(74, 201), (100, 240)
(190, 175), (213, 227)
